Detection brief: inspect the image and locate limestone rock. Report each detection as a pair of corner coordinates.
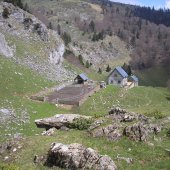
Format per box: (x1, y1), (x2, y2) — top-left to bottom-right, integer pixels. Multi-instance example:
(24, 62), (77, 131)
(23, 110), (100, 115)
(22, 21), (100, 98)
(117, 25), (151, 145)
(35, 114), (92, 129)
(124, 122), (161, 141)
(0, 32), (13, 58)
(108, 107), (149, 123)
(89, 124), (122, 141)
(49, 43), (65, 65)
(0, 2), (75, 82)
(41, 128), (56, 136)
(45, 143), (117, 170)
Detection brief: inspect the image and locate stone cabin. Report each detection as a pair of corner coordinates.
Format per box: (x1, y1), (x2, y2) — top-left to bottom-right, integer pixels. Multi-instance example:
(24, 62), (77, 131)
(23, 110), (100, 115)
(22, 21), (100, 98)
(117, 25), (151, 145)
(108, 66), (128, 87)
(74, 73), (89, 84)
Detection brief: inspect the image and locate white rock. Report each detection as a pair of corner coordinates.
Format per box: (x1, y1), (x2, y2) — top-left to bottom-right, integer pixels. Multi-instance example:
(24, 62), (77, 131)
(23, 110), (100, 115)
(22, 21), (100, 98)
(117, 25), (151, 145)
(0, 32), (14, 58)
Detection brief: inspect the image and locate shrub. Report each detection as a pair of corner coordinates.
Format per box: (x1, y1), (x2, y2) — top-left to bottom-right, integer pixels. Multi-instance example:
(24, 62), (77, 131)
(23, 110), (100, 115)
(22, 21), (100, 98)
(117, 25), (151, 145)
(61, 32), (71, 46)
(106, 64), (111, 72)
(78, 54), (84, 65)
(85, 60), (90, 68)
(167, 129), (170, 137)
(69, 118), (93, 130)
(98, 68), (102, 74)
(2, 8), (10, 19)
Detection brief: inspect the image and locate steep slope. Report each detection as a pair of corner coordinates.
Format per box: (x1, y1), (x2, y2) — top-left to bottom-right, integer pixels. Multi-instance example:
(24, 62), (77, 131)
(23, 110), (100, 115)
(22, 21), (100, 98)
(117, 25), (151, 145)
(23, 0), (131, 69)
(0, 2), (75, 82)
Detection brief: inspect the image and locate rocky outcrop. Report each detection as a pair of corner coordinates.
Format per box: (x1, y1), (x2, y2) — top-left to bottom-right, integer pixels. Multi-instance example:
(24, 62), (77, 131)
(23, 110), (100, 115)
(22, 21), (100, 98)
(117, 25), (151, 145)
(0, 2), (75, 81)
(0, 32), (13, 58)
(89, 124), (122, 141)
(35, 114), (92, 129)
(89, 108), (161, 142)
(49, 43), (64, 65)
(45, 143), (117, 170)
(107, 107), (149, 122)
(124, 122), (161, 141)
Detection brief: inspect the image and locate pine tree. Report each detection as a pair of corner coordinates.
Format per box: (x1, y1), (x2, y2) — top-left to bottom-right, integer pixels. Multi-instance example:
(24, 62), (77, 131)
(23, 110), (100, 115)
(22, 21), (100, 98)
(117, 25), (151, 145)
(106, 64), (111, 72)
(122, 63), (132, 75)
(23, 3), (29, 12)
(85, 60), (90, 68)
(89, 20), (95, 32)
(92, 32), (97, 41)
(98, 68), (102, 74)
(57, 24), (61, 35)
(48, 22), (53, 29)
(78, 55), (84, 65)
(62, 32), (71, 46)
(2, 8), (10, 19)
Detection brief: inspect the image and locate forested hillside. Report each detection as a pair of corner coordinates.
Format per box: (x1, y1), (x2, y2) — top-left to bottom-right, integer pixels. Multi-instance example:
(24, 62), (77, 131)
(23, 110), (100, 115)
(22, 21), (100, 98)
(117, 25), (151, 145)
(85, 0), (169, 69)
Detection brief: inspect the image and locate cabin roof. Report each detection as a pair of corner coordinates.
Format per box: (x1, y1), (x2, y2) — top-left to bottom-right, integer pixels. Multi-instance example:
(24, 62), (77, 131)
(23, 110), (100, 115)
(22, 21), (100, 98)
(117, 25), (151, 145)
(77, 73), (89, 81)
(131, 75), (139, 82)
(114, 66), (128, 78)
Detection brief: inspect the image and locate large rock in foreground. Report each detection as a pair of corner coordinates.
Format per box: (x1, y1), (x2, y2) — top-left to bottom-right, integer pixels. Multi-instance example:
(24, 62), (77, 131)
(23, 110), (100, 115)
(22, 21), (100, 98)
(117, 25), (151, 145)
(45, 143), (117, 170)
(35, 114), (92, 129)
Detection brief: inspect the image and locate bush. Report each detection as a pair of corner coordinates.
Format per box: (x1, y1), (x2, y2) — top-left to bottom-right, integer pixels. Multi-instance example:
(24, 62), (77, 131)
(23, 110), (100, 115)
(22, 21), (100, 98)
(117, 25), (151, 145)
(98, 68), (102, 74)
(167, 129), (170, 137)
(61, 32), (71, 46)
(2, 8), (10, 19)
(106, 64), (111, 72)
(85, 60), (90, 68)
(69, 118), (93, 130)
(78, 54), (84, 65)
(145, 110), (165, 119)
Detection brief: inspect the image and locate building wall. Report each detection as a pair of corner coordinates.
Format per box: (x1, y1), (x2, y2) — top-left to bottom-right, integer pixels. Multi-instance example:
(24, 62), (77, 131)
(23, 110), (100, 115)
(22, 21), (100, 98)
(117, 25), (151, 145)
(108, 70), (127, 87)
(134, 82), (138, 87)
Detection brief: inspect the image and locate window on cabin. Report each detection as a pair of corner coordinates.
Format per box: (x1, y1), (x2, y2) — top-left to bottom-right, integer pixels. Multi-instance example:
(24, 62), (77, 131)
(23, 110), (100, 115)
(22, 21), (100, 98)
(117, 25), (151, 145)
(114, 73), (117, 77)
(111, 80), (113, 84)
(118, 80), (121, 84)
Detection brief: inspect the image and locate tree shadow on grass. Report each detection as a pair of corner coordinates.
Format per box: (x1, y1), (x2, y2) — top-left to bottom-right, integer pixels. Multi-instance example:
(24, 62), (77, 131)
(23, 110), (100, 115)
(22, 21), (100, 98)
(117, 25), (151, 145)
(165, 96), (170, 101)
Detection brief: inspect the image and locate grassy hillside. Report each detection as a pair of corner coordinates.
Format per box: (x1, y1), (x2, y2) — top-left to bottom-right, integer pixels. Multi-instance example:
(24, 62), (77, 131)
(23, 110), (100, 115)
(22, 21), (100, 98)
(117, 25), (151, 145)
(74, 85), (170, 117)
(0, 55), (68, 142)
(0, 82), (170, 169)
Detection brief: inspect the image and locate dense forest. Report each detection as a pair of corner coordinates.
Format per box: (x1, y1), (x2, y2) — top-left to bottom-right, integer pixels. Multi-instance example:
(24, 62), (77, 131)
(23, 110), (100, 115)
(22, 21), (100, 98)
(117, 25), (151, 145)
(81, 0), (170, 71)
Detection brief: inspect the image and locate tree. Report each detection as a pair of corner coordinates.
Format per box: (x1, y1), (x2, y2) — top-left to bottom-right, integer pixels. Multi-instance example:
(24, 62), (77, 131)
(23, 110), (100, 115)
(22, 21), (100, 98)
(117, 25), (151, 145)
(2, 7), (10, 19)
(47, 22), (53, 29)
(122, 63), (132, 75)
(78, 54), (84, 65)
(106, 64), (111, 72)
(23, 3), (29, 12)
(98, 68), (102, 74)
(89, 20), (95, 32)
(62, 32), (71, 46)
(85, 60), (90, 68)
(92, 32), (97, 41)
(57, 24), (61, 35)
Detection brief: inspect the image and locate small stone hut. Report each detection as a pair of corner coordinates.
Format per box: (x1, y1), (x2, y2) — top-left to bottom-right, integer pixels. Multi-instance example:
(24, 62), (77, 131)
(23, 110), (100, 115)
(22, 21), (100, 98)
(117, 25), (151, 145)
(74, 73), (89, 84)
